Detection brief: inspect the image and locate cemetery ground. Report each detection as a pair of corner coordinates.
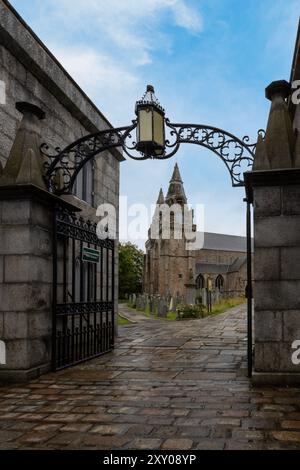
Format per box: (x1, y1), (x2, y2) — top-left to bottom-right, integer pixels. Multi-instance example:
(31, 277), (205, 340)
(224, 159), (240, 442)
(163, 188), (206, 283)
(1, 304), (300, 450)
(121, 296), (246, 322)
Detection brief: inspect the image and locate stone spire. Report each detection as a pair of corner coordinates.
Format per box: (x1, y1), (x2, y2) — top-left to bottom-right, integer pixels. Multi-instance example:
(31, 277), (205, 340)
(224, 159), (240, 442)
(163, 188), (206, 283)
(0, 102), (46, 189)
(165, 163), (187, 205)
(264, 80), (295, 169)
(156, 187), (165, 205)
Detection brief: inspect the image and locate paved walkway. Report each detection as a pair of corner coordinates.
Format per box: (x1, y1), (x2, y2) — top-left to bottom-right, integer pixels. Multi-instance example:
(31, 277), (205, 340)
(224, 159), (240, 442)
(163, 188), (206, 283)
(118, 303), (156, 323)
(1, 304), (300, 450)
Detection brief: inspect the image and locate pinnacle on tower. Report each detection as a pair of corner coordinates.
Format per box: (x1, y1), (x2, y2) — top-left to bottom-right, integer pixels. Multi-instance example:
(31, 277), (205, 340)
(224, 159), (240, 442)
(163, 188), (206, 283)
(170, 162), (183, 182)
(156, 187), (165, 205)
(165, 163), (187, 205)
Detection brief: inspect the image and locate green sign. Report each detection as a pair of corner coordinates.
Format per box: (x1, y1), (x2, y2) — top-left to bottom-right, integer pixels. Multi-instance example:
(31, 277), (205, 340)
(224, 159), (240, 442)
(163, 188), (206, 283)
(82, 247), (100, 264)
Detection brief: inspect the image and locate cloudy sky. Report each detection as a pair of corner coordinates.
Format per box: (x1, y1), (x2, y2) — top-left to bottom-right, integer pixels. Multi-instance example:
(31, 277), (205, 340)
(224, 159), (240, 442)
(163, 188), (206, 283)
(10, 0), (299, 247)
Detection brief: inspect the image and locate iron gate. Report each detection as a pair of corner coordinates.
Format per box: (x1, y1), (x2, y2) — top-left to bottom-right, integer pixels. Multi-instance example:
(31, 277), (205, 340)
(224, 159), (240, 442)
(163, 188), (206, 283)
(52, 206), (115, 370)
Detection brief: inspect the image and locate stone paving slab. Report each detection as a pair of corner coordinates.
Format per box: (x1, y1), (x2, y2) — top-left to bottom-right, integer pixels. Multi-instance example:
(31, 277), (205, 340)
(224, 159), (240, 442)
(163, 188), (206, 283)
(1, 304), (300, 449)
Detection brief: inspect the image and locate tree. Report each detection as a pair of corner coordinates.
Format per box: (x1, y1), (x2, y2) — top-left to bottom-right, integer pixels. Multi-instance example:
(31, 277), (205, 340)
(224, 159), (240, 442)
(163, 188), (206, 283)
(119, 242), (144, 298)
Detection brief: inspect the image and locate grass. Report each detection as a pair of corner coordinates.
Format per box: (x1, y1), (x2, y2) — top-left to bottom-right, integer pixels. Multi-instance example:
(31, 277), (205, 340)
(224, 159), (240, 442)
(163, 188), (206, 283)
(118, 314), (132, 326)
(166, 311), (178, 321)
(211, 297), (246, 315)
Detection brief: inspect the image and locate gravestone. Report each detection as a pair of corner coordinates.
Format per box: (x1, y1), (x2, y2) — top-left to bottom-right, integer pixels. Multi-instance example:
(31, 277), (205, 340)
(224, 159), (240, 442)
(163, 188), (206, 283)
(158, 297), (168, 318)
(149, 296), (154, 315)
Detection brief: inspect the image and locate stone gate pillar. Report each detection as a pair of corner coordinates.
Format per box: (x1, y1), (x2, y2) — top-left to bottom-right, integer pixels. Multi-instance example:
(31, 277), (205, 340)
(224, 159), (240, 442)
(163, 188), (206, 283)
(246, 80), (300, 384)
(0, 102), (75, 382)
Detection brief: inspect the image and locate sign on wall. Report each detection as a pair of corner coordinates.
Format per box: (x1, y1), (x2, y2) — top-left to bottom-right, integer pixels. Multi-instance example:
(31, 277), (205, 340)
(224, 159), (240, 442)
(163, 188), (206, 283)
(82, 247), (100, 264)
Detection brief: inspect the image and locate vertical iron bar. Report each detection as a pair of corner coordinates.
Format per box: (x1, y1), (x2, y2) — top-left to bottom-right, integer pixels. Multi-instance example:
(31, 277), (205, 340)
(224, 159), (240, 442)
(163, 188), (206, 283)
(87, 243), (91, 358)
(87, 243), (91, 302)
(80, 239), (83, 360)
(94, 243), (97, 354)
(100, 245), (103, 348)
(62, 235), (67, 365)
(71, 238), (76, 362)
(246, 199), (253, 378)
(111, 244), (115, 347)
(106, 246), (109, 349)
(100, 246), (104, 302)
(52, 206), (58, 371)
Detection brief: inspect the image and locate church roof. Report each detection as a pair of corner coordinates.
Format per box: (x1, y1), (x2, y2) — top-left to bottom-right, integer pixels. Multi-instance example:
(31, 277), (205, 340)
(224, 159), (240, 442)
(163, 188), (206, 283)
(196, 256), (247, 275)
(196, 263), (229, 274)
(201, 232), (252, 252)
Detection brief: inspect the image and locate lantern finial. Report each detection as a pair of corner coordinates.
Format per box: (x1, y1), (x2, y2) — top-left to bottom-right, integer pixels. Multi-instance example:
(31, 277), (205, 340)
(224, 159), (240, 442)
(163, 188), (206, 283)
(135, 85), (166, 158)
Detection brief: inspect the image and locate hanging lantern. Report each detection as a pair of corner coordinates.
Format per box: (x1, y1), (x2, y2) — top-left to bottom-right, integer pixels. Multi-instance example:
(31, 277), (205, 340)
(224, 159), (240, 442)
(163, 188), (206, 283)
(135, 85), (165, 157)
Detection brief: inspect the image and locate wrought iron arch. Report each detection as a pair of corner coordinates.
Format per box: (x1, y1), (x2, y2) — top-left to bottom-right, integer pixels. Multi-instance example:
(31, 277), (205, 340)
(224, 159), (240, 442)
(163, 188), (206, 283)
(41, 119), (264, 195)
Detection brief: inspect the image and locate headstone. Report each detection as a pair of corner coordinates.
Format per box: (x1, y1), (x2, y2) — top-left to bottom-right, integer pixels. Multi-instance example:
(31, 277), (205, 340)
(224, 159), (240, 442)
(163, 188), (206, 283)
(145, 296), (150, 313)
(149, 296), (154, 315)
(158, 297), (168, 318)
(185, 283), (197, 305)
(140, 295), (146, 311)
(153, 297), (159, 316)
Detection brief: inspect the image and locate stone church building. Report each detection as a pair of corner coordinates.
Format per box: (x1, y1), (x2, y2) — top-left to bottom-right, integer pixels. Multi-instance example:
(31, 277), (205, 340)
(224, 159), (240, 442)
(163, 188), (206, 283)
(143, 163), (248, 301)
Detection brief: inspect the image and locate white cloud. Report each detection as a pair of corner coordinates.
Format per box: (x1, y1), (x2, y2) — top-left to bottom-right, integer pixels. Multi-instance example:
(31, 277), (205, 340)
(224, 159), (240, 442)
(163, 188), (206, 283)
(51, 45), (138, 95)
(49, 44), (140, 124)
(263, 0), (299, 72)
(50, 0), (203, 66)
(169, 0), (203, 33)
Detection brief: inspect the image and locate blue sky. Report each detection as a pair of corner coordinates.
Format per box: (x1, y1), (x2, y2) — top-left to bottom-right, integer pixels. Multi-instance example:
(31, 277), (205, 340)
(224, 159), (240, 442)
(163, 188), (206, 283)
(10, 0), (300, 247)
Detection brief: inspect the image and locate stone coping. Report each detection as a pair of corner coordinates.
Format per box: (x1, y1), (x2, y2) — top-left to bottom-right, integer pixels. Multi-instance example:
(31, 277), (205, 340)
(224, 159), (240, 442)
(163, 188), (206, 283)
(0, 183), (81, 212)
(252, 371), (300, 386)
(244, 168), (300, 202)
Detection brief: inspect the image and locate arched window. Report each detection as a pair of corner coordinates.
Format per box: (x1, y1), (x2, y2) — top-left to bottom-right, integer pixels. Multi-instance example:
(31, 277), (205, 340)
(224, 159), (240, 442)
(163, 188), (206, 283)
(215, 274), (224, 290)
(196, 274), (205, 289)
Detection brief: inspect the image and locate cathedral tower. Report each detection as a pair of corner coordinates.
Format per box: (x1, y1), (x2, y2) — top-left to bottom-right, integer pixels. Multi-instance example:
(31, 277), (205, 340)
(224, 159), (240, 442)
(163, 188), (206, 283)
(144, 164), (196, 301)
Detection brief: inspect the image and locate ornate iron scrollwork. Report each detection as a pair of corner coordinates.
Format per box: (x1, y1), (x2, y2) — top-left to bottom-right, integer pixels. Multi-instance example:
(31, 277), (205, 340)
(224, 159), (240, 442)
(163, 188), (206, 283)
(162, 121), (265, 187)
(42, 121), (138, 195)
(42, 117), (264, 194)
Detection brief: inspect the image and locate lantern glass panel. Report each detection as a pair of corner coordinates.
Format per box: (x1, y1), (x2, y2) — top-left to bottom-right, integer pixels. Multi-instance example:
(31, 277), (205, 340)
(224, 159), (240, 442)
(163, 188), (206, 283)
(138, 109), (152, 142)
(153, 110), (164, 147)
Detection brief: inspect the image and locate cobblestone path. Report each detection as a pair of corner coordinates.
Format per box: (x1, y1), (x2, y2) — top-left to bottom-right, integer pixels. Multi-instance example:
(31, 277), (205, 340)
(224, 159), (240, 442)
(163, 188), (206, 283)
(1, 304), (300, 450)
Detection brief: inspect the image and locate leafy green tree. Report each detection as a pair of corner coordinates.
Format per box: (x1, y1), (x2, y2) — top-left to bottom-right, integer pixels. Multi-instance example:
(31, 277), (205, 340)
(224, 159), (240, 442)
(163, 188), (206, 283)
(119, 242), (144, 298)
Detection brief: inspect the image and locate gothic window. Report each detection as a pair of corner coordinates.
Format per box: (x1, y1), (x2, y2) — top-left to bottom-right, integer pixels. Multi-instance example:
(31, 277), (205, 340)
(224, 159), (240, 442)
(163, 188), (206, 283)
(216, 274), (224, 290)
(196, 274), (205, 289)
